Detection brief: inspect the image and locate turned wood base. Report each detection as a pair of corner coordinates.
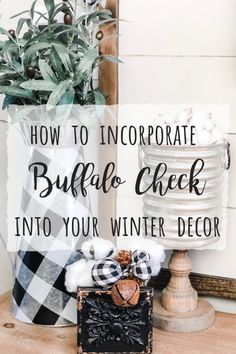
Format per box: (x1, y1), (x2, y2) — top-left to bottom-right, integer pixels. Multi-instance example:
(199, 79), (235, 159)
(161, 250), (198, 312)
(153, 297), (215, 332)
(152, 250), (215, 332)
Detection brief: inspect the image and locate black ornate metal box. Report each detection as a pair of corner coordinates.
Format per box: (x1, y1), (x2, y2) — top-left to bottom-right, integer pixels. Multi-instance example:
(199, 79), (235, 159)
(77, 287), (153, 354)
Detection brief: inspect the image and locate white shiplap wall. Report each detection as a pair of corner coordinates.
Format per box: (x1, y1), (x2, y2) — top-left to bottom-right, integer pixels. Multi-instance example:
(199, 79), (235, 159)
(118, 0), (236, 312)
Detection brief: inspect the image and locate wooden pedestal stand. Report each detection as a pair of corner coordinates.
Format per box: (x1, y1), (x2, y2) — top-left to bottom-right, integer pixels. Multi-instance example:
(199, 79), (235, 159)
(153, 250), (215, 332)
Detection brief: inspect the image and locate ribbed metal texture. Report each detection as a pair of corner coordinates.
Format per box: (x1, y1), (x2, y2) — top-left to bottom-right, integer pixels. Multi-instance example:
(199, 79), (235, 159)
(141, 142), (228, 249)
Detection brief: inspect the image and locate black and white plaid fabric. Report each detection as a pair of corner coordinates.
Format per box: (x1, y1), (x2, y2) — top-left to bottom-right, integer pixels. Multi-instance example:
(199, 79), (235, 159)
(12, 247), (82, 325)
(92, 259), (123, 288)
(132, 261), (152, 281)
(131, 250), (152, 281)
(91, 250), (152, 288)
(12, 127), (91, 326)
(132, 250), (150, 264)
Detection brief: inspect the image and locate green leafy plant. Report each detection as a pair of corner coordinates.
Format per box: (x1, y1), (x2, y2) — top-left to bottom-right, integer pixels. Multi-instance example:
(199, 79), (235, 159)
(0, 0), (121, 108)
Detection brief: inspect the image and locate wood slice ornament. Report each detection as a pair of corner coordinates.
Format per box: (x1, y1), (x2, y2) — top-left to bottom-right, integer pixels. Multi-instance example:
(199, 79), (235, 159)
(111, 279), (140, 307)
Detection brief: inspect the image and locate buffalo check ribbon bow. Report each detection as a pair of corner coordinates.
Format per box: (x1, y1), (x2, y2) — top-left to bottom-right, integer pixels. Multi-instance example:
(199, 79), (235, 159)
(91, 250), (152, 288)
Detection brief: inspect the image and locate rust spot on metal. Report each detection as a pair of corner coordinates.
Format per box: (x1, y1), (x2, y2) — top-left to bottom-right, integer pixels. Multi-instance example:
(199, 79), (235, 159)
(77, 302), (83, 311)
(96, 290), (111, 296)
(80, 291), (89, 298)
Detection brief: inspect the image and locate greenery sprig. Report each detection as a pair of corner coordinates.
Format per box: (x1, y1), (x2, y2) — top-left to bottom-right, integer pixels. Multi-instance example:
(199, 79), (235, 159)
(0, 0), (121, 108)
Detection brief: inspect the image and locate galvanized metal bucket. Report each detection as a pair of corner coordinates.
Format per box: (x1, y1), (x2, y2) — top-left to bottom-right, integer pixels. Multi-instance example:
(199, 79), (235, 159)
(140, 141), (230, 249)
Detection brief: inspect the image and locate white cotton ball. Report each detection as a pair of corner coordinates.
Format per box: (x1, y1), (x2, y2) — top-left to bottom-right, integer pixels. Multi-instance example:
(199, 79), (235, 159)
(65, 259), (87, 292)
(162, 114), (172, 126)
(211, 128), (223, 143)
(92, 238), (116, 260)
(76, 260), (96, 287)
(202, 119), (214, 132)
(176, 111), (188, 125)
(150, 264), (162, 277)
(65, 259), (95, 292)
(81, 240), (95, 259)
(190, 117), (201, 131)
(196, 130), (211, 145)
(81, 238), (116, 260)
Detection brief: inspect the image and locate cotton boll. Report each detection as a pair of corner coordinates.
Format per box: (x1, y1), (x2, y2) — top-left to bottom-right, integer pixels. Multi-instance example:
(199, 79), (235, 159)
(162, 114), (172, 126)
(211, 128), (223, 144)
(149, 263), (162, 277)
(138, 239), (165, 274)
(92, 238), (116, 260)
(76, 260), (96, 287)
(81, 238), (116, 260)
(190, 117), (202, 132)
(202, 119), (214, 132)
(196, 130), (211, 145)
(65, 259), (87, 292)
(65, 259), (95, 292)
(176, 111), (188, 125)
(173, 117), (181, 125)
(81, 240), (95, 259)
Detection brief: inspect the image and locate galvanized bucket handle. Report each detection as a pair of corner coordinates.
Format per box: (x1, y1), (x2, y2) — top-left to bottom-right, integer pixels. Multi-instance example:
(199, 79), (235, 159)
(138, 142), (231, 170)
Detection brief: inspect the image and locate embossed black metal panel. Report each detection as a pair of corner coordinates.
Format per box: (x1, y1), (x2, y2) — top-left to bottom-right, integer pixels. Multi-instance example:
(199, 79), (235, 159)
(77, 288), (153, 353)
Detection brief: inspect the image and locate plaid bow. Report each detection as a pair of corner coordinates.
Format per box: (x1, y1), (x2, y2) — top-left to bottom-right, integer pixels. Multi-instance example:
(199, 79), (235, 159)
(92, 250), (152, 288)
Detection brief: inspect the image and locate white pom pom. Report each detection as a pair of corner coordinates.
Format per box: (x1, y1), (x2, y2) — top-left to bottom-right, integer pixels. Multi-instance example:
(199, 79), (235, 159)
(65, 259), (95, 292)
(81, 238), (115, 260)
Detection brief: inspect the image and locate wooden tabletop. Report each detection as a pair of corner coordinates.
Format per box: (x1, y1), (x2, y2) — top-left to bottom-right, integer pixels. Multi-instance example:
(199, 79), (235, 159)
(0, 292), (235, 354)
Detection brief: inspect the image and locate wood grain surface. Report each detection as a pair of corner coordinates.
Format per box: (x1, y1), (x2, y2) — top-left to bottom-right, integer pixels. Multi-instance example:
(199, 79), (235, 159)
(0, 292), (236, 354)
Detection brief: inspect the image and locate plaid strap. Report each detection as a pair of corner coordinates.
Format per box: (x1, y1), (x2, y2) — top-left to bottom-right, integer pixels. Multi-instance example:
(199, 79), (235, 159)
(131, 250), (152, 281)
(132, 250), (150, 264)
(92, 250), (152, 288)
